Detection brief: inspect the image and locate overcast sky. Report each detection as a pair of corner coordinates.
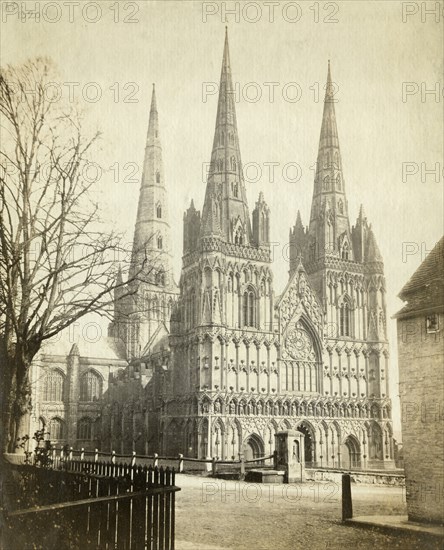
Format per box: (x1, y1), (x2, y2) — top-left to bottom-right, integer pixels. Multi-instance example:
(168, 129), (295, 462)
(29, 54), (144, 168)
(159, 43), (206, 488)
(2, 1), (443, 438)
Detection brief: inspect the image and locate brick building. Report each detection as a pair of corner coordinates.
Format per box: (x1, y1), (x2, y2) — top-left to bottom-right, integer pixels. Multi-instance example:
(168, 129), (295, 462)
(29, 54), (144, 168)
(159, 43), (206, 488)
(395, 236), (444, 523)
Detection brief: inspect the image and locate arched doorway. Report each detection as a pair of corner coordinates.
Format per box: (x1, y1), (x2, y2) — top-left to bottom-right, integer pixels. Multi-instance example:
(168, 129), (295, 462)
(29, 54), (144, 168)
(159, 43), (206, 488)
(243, 434), (265, 461)
(296, 423), (315, 465)
(343, 435), (361, 469)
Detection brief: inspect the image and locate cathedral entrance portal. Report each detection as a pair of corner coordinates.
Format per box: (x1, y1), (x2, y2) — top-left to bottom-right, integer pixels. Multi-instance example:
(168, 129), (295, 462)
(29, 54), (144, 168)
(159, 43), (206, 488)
(243, 434), (265, 461)
(343, 435), (361, 469)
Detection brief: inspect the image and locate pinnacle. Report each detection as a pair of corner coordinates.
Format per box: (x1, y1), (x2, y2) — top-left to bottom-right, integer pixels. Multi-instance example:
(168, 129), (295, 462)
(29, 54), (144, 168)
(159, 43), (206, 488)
(69, 343), (80, 356)
(296, 210), (303, 226)
(358, 204), (367, 221)
(116, 264), (123, 284)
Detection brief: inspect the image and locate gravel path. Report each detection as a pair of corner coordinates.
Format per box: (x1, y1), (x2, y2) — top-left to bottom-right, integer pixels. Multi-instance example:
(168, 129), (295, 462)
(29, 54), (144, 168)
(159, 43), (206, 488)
(174, 475), (442, 550)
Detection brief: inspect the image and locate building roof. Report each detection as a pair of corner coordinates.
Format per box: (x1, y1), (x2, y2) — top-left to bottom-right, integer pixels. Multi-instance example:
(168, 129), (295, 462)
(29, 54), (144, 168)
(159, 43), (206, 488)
(395, 236), (444, 317)
(399, 237), (444, 298)
(41, 327), (127, 362)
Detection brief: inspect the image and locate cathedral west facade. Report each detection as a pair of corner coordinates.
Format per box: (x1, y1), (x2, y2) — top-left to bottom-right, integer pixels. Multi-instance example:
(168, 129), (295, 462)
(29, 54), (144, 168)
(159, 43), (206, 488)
(29, 31), (394, 470)
(155, 32), (394, 469)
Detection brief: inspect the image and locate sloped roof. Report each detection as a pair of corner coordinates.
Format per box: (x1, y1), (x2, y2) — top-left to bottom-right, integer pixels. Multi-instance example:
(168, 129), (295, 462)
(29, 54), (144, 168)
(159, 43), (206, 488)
(140, 321), (170, 358)
(399, 236), (444, 299)
(395, 236), (444, 317)
(365, 227), (383, 263)
(41, 329), (127, 362)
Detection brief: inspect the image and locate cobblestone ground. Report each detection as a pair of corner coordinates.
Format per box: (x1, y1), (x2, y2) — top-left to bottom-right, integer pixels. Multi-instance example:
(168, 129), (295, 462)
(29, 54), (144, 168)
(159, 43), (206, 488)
(174, 475), (442, 550)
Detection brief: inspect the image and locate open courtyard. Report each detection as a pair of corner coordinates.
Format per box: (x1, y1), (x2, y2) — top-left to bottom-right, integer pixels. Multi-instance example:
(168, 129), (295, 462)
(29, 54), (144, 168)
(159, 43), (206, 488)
(174, 476), (441, 550)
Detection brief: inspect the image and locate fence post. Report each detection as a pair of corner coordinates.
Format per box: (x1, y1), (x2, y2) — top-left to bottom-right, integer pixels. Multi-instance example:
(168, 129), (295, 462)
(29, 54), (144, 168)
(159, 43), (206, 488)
(69, 447), (73, 461)
(239, 452), (245, 478)
(212, 457), (217, 476)
(60, 446), (64, 460)
(178, 453), (184, 473)
(80, 448), (85, 461)
(111, 450), (116, 464)
(342, 474), (353, 521)
(94, 449), (99, 463)
(154, 453), (159, 468)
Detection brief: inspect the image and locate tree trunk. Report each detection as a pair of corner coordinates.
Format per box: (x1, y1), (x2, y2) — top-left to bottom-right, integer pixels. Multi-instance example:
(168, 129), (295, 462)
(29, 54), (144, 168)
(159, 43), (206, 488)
(0, 354), (32, 455)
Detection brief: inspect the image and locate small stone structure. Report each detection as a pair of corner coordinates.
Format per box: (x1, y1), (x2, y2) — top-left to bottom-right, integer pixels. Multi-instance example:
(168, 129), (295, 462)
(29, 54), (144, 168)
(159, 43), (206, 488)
(275, 430), (305, 483)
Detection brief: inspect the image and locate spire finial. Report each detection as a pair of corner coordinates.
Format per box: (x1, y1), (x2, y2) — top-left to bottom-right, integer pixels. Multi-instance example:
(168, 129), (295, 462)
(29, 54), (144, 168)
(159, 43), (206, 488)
(150, 83), (157, 114)
(325, 60), (333, 101)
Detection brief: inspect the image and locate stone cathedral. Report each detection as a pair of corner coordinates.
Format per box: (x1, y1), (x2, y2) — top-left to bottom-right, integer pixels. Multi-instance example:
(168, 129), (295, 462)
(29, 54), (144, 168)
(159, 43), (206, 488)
(29, 31), (394, 470)
(157, 32), (394, 470)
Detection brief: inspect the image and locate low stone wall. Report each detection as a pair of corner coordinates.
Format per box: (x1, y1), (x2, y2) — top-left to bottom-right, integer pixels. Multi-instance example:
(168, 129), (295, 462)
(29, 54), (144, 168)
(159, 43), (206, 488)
(3, 453), (27, 465)
(306, 467), (405, 486)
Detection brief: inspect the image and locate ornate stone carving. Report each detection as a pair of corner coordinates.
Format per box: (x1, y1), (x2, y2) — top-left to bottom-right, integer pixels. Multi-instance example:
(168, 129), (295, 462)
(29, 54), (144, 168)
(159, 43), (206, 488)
(286, 321), (316, 361)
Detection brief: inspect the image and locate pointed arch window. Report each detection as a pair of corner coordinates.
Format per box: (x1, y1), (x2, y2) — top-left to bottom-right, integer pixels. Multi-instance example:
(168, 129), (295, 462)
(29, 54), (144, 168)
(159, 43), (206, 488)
(48, 417), (65, 440)
(190, 288), (196, 326)
(43, 369), (64, 401)
(234, 227), (244, 245)
(323, 175), (330, 191)
(156, 171), (161, 184)
(156, 203), (162, 218)
(80, 371), (102, 401)
(157, 235), (163, 249)
(340, 302), (351, 337)
(152, 297), (159, 319)
(338, 199), (344, 214)
(77, 417), (93, 440)
(261, 211), (266, 241)
(156, 270), (165, 286)
(233, 182), (239, 198)
(309, 242), (316, 262)
(243, 287), (256, 327)
(341, 241), (349, 260)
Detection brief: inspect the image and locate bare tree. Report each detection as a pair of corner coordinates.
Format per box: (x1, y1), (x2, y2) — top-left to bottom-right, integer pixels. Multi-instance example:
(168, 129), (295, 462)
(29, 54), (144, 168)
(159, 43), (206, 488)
(0, 58), (152, 453)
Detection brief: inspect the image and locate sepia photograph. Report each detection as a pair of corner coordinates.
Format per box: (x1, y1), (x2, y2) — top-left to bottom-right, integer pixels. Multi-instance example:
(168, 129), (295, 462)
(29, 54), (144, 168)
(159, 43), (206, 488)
(0, 1), (443, 548)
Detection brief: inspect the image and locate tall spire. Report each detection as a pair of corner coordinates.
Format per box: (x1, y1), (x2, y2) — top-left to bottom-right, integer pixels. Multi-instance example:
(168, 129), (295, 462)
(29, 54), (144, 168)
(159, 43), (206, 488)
(131, 84), (173, 286)
(307, 61), (352, 261)
(314, 60), (344, 199)
(201, 28), (252, 244)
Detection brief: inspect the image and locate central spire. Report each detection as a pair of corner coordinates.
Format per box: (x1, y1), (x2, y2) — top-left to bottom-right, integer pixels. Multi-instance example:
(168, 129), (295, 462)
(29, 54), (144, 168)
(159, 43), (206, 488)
(313, 60), (344, 201)
(200, 28), (252, 244)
